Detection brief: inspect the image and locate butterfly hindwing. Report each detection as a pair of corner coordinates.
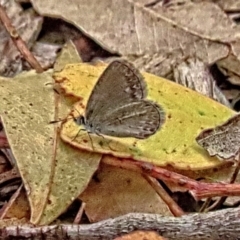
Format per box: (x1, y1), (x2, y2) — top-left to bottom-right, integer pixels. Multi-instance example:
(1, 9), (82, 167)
(87, 100), (165, 139)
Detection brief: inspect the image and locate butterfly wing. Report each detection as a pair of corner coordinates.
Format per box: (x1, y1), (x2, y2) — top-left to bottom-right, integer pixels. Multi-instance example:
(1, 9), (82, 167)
(85, 60), (147, 123)
(92, 100), (165, 139)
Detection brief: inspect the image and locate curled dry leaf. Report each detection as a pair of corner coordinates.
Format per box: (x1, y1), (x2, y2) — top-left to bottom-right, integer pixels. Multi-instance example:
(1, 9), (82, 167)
(29, 42), (61, 70)
(217, 48), (240, 86)
(55, 62), (235, 170)
(173, 58), (231, 108)
(196, 113), (240, 160)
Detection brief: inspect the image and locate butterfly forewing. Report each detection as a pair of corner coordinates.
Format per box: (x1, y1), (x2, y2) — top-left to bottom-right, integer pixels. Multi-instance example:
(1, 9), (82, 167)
(89, 100), (165, 139)
(85, 60), (147, 123)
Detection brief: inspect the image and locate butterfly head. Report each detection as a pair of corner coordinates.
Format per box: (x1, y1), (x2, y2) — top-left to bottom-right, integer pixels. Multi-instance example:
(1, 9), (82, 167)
(73, 115), (101, 135)
(74, 115), (86, 126)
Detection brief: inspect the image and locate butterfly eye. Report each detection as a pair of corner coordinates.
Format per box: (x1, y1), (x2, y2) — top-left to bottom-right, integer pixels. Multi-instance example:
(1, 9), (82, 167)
(74, 116), (86, 125)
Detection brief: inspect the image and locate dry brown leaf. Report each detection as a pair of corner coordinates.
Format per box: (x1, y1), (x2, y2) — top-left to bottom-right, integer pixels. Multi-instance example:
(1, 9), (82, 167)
(149, 1), (240, 42)
(1, 186), (30, 220)
(216, 0), (240, 11)
(217, 42), (240, 86)
(0, 217), (29, 227)
(80, 162), (172, 222)
(196, 113), (240, 160)
(114, 230), (168, 240)
(29, 42), (61, 70)
(173, 58), (230, 107)
(30, 0), (236, 54)
(31, 0), (238, 77)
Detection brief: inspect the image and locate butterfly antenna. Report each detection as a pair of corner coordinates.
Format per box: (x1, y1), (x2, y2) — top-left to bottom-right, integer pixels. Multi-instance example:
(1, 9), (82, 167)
(49, 115), (76, 124)
(49, 119), (63, 124)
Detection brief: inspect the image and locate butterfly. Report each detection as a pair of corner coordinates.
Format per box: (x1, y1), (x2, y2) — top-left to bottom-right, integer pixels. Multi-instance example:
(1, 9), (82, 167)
(73, 60), (165, 139)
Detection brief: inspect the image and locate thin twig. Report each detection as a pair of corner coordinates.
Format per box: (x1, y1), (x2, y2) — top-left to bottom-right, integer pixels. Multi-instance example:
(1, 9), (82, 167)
(207, 156), (240, 211)
(144, 174), (184, 217)
(102, 157), (240, 200)
(73, 202), (86, 224)
(0, 5), (43, 73)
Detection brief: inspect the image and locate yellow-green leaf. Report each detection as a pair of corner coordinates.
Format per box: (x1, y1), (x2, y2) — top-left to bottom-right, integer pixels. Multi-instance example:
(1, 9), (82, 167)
(0, 70), (101, 225)
(55, 63), (235, 170)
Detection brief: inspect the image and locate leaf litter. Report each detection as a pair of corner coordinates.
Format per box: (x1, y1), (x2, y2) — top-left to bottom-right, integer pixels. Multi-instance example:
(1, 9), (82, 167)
(31, 0), (238, 78)
(0, 0), (43, 77)
(30, 0), (240, 105)
(55, 62), (234, 170)
(1, 0), (240, 237)
(0, 69), (101, 225)
(79, 163), (173, 222)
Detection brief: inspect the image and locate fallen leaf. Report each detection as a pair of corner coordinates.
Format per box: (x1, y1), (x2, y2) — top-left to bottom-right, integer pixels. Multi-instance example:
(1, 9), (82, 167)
(36, 40), (102, 225)
(55, 62), (235, 170)
(0, 70), (101, 225)
(216, 0), (240, 11)
(38, 139), (101, 225)
(0, 71), (55, 223)
(30, 42), (61, 70)
(196, 113), (240, 160)
(114, 230), (167, 240)
(54, 40), (82, 72)
(173, 58), (230, 107)
(80, 162), (172, 222)
(31, 0), (237, 77)
(1, 186), (30, 220)
(0, 218), (28, 227)
(150, 1), (240, 42)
